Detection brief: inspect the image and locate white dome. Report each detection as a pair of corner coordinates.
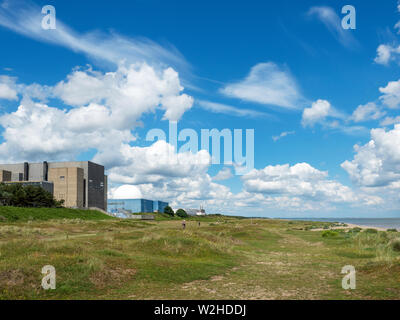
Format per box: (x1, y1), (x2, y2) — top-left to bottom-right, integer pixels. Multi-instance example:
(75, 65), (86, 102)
(112, 185), (143, 199)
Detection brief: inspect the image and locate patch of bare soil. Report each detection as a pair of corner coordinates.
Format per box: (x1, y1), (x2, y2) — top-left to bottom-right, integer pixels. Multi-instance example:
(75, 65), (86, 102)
(90, 267), (137, 289)
(0, 269), (25, 287)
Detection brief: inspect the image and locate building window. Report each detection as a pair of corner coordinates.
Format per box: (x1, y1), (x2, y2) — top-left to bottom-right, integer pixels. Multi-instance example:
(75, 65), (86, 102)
(60, 176), (65, 181)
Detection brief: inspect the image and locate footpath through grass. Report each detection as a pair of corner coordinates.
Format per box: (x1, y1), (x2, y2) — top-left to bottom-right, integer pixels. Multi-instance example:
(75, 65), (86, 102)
(0, 208), (399, 299)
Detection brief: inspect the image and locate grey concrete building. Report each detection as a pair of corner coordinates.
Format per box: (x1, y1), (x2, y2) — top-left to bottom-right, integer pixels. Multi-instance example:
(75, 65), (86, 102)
(0, 161), (107, 210)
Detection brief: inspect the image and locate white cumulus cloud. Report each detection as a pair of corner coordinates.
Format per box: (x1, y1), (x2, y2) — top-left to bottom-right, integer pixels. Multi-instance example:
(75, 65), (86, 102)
(241, 163), (379, 210)
(374, 44), (400, 65)
(379, 79), (400, 109)
(342, 124), (400, 188)
(106, 140), (210, 185)
(0, 63), (194, 167)
(54, 63), (193, 123)
(302, 99), (332, 127)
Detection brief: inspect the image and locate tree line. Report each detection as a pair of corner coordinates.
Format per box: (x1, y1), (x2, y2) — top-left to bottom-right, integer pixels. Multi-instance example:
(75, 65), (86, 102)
(0, 183), (64, 208)
(163, 206), (188, 218)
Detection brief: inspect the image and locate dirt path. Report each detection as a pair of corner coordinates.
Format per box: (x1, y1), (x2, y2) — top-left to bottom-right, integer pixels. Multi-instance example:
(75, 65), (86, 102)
(176, 230), (336, 299)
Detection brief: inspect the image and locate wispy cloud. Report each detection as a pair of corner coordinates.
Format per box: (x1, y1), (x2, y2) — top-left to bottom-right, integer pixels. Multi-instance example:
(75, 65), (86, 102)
(350, 102), (386, 123)
(0, 0), (190, 74)
(220, 62), (306, 110)
(0, 75), (18, 100)
(380, 116), (400, 126)
(272, 131), (295, 142)
(308, 6), (359, 49)
(197, 99), (272, 118)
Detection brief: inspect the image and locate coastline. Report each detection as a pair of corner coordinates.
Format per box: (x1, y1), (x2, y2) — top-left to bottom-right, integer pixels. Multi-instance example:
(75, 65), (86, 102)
(310, 222), (388, 232)
(278, 217), (400, 231)
(278, 218), (400, 231)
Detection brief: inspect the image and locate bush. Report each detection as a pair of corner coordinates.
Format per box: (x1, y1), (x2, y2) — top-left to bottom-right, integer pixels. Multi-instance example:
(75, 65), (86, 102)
(0, 183), (63, 208)
(176, 209), (188, 218)
(387, 229), (398, 232)
(364, 228), (378, 234)
(163, 206), (174, 216)
(390, 238), (400, 252)
(348, 227), (362, 233)
(322, 230), (339, 238)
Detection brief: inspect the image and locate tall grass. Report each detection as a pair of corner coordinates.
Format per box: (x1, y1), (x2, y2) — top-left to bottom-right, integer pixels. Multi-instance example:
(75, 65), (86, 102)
(352, 231), (400, 264)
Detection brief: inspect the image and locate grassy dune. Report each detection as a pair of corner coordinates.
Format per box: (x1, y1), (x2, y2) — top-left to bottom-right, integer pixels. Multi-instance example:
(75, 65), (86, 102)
(0, 207), (399, 299)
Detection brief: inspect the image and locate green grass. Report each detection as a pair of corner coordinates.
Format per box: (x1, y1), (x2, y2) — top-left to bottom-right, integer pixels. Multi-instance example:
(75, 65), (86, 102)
(0, 207), (400, 299)
(0, 206), (113, 222)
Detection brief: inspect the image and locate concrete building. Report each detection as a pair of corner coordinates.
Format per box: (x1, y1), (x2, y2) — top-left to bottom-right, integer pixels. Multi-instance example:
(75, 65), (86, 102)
(0, 161), (107, 210)
(0, 170), (11, 182)
(48, 167), (84, 208)
(185, 206), (206, 216)
(108, 199), (168, 215)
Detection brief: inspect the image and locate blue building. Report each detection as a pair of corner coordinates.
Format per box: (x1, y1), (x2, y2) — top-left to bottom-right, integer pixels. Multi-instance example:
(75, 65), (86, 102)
(153, 200), (168, 213)
(107, 198), (168, 214)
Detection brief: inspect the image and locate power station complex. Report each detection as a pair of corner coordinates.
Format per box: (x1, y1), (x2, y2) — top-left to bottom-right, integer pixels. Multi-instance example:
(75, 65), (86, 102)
(0, 161), (107, 211)
(0, 161), (180, 217)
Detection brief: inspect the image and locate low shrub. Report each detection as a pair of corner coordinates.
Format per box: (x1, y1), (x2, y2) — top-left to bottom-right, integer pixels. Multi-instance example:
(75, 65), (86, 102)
(390, 238), (400, 252)
(364, 228), (378, 234)
(387, 229), (398, 232)
(322, 230), (339, 238)
(348, 227), (362, 233)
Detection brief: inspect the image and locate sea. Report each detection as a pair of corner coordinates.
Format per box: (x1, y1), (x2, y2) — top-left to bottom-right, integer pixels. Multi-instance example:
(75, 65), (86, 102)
(285, 218), (400, 230)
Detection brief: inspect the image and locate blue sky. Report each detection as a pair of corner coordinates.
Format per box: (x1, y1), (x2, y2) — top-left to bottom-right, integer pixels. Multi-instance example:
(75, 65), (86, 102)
(1, 0), (400, 217)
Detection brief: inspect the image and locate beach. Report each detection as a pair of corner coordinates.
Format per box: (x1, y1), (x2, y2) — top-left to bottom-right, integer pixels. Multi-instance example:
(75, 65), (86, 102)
(285, 218), (400, 231)
(310, 222), (387, 232)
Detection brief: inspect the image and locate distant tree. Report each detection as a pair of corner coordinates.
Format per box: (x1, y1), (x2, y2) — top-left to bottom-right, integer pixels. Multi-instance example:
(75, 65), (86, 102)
(176, 209), (188, 218)
(0, 183), (63, 208)
(164, 205), (174, 216)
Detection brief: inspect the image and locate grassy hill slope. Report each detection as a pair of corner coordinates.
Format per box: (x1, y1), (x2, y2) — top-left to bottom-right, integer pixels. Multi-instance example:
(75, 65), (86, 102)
(0, 206), (113, 222)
